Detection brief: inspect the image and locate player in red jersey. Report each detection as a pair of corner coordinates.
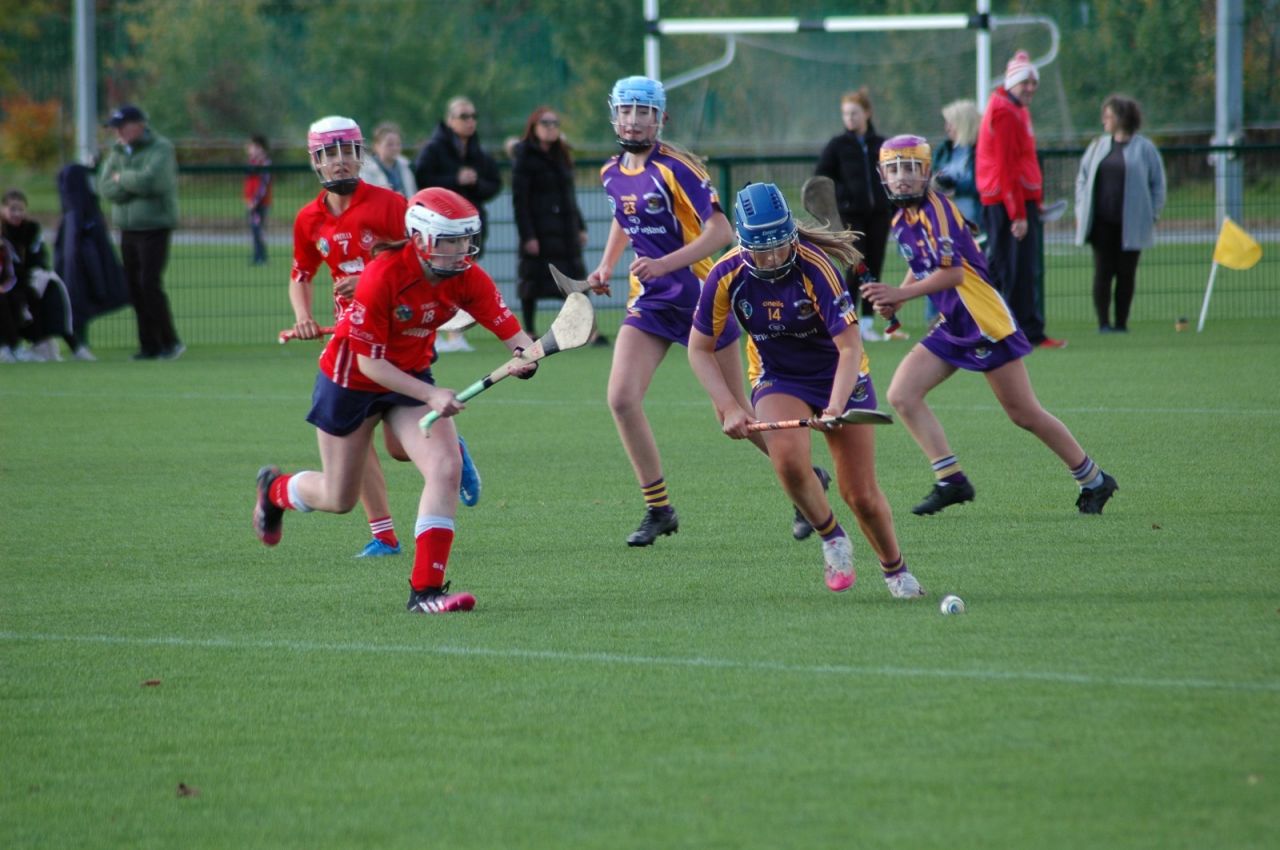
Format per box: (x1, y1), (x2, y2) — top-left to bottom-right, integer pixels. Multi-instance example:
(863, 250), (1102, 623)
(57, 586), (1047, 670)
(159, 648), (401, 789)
(288, 116), (481, 560)
(255, 188), (537, 613)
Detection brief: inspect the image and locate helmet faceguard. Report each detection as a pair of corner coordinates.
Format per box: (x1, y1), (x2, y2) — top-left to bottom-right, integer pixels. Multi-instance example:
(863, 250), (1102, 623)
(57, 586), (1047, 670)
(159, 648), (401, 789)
(734, 183), (798, 282)
(878, 134), (932, 208)
(308, 116), (363, 196)
(405, 187), (481, 279)
(608, 76), (666, 153)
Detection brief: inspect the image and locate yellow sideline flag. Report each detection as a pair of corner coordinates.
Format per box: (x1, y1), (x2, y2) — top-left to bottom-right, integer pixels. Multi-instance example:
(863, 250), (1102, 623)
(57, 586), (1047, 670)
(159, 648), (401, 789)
(1212, 217), (1262, 270)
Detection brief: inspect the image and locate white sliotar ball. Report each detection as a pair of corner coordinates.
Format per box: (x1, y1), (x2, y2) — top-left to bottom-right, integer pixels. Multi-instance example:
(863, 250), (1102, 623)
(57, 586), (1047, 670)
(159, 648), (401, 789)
(939, 594), (966, 615)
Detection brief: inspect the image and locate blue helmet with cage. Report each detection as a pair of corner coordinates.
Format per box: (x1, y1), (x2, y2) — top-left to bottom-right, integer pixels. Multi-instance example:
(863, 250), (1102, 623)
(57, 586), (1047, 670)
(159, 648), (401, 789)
(609, 76), (666, 153)
(734, 183), (798, 281)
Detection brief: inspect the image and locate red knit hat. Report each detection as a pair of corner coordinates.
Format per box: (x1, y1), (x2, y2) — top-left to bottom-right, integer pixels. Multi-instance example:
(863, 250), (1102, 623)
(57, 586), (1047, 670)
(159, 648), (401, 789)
(1004, 50), (1039, 90)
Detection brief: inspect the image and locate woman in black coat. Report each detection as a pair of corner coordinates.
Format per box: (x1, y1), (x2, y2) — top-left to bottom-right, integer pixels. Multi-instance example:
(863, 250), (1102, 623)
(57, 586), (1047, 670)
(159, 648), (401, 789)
(511, 106), (591, 337)
(815, 87), (894, 341)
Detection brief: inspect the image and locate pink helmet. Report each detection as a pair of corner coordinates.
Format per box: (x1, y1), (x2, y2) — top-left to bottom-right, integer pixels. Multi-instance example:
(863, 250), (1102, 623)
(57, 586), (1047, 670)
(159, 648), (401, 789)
(307, 116), (363, 195)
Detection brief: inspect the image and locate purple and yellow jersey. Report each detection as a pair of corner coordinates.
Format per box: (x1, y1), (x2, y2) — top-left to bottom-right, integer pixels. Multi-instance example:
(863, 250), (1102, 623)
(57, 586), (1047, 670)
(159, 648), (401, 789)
(600, 143), (720, 314)
(891, 191), (1020, 344)
(694, 239), (870, 390)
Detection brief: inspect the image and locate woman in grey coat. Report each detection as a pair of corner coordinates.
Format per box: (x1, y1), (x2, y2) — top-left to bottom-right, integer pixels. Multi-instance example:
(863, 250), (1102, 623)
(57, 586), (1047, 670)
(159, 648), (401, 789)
(1074, 94), (1166, 332)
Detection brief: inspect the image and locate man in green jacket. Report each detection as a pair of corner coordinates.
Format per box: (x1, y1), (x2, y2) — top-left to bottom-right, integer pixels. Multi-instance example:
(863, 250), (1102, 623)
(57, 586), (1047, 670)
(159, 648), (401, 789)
(98, 104), (184, 360)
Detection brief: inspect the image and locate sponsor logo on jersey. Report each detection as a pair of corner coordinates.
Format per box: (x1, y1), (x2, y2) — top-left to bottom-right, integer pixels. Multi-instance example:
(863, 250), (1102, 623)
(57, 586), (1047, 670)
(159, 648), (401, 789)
(317, 237), (330, 257)
(404, 328), (432, 337)
(395, 304), (413, 322)
(338, 258), (364, 275)
(939, 235), (955, 262)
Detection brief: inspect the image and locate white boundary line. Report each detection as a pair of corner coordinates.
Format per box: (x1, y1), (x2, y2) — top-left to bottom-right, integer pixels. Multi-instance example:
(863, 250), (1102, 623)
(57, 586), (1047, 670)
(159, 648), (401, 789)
(1, 387), (1277, 418)
(3, 631), (1276, 694)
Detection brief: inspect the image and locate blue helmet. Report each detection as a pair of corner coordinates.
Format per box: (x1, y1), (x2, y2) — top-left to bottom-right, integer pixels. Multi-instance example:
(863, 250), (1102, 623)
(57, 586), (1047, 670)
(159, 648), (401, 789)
(609, 76), (666, 152)
(734, 183), (798, 281)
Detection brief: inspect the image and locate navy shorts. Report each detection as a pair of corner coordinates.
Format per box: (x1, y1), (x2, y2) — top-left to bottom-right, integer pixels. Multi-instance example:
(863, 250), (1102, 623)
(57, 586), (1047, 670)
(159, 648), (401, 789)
(920, 326), (1033, 372)
(306, 369), (434, 437)
(624, 305), (741, 351)
(752, 372), (878, 415)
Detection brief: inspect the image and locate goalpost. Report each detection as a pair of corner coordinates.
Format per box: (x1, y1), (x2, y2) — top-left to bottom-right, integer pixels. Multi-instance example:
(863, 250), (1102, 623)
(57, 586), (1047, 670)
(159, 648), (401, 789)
(640, 0), (1064, 154)
(642, 0), (1059, 107)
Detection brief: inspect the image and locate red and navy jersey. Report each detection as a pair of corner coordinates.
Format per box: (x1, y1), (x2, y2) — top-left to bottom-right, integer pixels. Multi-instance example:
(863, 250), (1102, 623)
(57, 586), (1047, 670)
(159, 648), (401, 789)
(291, 181), (408, 319)
(319, 244), (522, 392)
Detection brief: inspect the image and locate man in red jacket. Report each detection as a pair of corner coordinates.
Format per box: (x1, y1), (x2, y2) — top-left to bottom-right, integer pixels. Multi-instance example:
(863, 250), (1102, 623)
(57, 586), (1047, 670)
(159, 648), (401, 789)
(976, 50), (1066, 349)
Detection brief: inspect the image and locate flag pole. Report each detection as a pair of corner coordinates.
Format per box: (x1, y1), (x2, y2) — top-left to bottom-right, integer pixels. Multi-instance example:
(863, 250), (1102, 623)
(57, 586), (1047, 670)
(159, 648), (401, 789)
(1196, 261), (1220, 332)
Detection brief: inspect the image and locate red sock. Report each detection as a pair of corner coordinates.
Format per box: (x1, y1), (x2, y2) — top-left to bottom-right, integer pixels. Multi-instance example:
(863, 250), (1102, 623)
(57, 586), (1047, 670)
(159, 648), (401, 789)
(268, 474), (293, 510)
(369, 516), (398, 547)
(410, 526), (454, 591)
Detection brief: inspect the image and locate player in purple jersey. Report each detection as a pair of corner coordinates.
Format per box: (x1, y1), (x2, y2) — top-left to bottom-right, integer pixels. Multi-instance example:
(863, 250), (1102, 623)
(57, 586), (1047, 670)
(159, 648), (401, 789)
(861, 135), (1119, 515)
(587, 76), (769, 547)
(690, 183), (925, 598)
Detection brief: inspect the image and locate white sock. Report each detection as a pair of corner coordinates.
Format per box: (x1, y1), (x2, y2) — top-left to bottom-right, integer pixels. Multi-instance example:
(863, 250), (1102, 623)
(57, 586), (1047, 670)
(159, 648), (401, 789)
(287, 471), (316, 512)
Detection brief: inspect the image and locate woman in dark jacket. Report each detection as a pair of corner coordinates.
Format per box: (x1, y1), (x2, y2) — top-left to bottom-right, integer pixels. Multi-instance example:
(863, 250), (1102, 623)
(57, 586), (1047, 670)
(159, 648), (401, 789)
(511, 106), (591, 337)
(815, 87), (894, 341)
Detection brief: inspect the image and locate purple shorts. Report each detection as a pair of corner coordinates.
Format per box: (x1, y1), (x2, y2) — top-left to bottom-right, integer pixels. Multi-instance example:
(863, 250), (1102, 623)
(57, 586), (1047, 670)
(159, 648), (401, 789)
(624, 305), (741, 351)
(921, 327), (1033, 372)
(752, 372), (878, 415)
(306, 369), (433, 437)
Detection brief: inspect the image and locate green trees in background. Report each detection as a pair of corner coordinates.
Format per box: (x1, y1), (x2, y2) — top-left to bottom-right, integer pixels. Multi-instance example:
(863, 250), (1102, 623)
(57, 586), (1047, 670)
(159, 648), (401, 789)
(4, 0), (1278, 167)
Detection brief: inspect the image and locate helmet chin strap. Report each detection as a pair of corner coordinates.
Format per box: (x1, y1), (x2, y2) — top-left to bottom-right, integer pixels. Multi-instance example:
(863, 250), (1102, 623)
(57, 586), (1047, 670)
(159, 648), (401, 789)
(324, 178), (359, 196)
(617, 137), (654, 153)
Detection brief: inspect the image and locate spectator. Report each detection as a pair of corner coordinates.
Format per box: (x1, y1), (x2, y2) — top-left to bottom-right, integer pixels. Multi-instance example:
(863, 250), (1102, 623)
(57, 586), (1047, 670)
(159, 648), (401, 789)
(977, 51), (1066, 350)
(359, 121), (417, 199)
(53, 163), (129, 347)
(1, 189), (93, 361)
(1074, 94), (1166, 333)
(510, 106), (595, 338)
(815, 87), (893, 342)
(97, 104), (184, 360)
(413, 97), (500, 354)
(244, 134), (272, 265)
(0, 236), (18, 362)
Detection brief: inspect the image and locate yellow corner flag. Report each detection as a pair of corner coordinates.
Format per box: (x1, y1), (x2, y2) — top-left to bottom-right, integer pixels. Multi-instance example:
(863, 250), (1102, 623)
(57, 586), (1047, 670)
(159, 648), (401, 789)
(1213, 217), (1263, 270)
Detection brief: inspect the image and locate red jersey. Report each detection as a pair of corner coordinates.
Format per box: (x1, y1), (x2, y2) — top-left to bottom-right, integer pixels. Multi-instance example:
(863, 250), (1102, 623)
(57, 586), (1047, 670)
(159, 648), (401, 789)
(319, 244), (523, 392)
(291, 181), (408, 319)
(243, 153), (273, 208)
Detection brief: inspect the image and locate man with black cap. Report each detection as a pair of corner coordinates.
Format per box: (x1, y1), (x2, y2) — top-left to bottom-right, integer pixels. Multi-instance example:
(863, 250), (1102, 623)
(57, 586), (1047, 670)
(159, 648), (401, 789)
(98, 103), (184, 360)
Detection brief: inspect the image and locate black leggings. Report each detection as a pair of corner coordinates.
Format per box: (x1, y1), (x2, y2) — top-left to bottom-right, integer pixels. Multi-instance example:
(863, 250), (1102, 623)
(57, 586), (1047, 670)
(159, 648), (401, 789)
(1089, 222), (1141, 329)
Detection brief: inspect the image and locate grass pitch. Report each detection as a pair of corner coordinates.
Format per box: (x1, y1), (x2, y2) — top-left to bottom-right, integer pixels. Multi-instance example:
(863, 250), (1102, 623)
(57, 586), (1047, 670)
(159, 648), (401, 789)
(2, 320), (1277, 849)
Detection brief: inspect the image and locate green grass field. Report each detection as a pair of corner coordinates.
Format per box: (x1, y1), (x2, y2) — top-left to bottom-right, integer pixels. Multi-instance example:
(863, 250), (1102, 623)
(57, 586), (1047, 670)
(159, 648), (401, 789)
(2, 322), (1278, 849)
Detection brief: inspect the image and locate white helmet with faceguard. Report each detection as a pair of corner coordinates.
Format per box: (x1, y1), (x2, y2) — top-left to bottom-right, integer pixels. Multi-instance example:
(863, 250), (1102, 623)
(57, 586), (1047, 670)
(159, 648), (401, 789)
(404, 187), (481, 279)
(307, 116), (363, 196)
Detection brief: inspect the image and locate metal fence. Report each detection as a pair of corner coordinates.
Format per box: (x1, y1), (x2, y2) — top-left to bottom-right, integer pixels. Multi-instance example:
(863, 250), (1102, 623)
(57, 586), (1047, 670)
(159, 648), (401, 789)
(80, 144), (1278, 350)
